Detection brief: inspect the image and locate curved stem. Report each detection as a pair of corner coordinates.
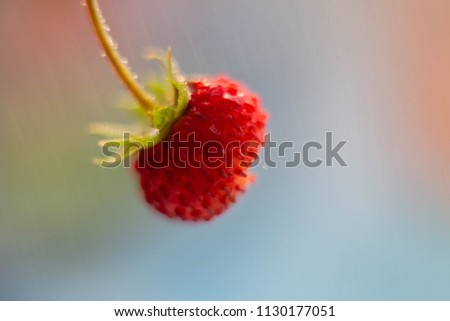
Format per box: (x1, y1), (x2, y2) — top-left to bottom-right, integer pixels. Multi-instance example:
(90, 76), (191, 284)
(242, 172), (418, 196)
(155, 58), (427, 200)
(86, 0), (159, 111)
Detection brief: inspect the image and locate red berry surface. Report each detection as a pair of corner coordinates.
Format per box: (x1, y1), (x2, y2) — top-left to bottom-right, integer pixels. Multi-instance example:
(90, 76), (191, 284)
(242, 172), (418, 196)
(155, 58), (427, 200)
(134, 77), (267, 221)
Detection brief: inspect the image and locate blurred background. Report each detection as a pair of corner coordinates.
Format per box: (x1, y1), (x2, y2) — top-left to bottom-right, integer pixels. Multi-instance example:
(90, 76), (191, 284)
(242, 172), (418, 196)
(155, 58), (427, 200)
(1, 0), (449, 300)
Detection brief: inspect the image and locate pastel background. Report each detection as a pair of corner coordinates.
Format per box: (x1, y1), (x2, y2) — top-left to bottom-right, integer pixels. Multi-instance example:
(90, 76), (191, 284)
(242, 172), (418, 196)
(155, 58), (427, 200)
(1, 0), (449, 300)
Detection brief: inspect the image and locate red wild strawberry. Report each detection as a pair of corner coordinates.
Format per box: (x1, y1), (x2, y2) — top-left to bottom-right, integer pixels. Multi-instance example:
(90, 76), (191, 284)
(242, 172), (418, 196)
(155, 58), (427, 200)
(135, 77), (266, 220)
(87, 0), (268, 221)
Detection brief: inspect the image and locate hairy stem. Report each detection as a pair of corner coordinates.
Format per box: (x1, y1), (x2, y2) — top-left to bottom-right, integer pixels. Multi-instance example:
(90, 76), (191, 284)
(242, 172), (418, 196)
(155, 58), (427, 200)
(86, 0), (159, 111)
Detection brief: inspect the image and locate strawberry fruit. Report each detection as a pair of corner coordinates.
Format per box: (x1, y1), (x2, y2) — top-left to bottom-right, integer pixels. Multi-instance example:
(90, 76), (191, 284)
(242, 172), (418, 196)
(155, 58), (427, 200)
(87, 0), (268, 221)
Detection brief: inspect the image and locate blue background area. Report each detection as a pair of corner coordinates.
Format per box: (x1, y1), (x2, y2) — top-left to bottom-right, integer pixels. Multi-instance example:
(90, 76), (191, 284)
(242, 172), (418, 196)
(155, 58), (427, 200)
(1, 0), (449, 300)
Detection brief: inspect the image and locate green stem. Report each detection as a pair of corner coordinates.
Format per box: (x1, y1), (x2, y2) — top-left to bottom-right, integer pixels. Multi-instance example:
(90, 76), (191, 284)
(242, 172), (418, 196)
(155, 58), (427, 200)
(86, 0), (160, 111)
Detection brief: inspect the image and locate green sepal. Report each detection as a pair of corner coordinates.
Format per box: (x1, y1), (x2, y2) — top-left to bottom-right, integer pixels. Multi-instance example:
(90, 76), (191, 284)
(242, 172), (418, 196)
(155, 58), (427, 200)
(90, 122), (161, 164)
(115, 103), (149, 120)
(146, 79), (171, 105)
(92, 138), (136, 166)
(152, 106), (175, 130)
(90, 122), (156, 138)
(169, 78), (189, 119)
(145, 48), (190, 121)
(91, 49), (190, 167)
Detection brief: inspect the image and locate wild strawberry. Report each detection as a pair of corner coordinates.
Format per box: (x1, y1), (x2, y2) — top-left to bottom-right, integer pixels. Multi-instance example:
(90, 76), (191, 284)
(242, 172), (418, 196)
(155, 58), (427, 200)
(135, 77), (266, 220)
(87, 0), (268, 221)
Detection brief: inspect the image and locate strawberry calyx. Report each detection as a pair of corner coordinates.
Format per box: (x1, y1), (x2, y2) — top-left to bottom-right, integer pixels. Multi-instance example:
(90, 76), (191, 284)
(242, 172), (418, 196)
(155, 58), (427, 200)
(86, 0), (189, 164)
